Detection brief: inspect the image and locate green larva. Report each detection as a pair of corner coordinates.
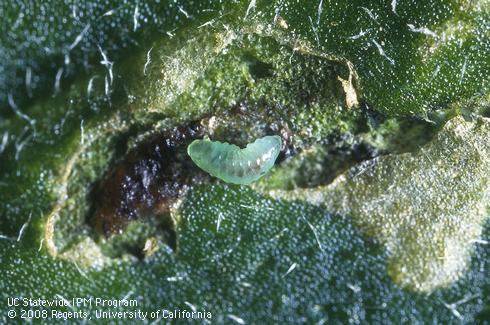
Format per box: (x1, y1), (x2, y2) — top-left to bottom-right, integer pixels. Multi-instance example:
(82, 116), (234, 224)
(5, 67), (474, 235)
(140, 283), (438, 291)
(187, 135), (282, 185)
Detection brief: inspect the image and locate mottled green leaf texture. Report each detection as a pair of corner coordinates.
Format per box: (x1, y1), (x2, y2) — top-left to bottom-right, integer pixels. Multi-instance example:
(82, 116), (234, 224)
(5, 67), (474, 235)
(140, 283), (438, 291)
(271, 116), (490, 292)
(0, 0), (489, 324)
(2, 186), (489, 323)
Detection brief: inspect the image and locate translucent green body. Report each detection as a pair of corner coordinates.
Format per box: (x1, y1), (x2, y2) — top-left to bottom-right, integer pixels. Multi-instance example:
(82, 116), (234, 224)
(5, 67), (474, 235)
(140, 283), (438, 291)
(187, 136), (282, 185)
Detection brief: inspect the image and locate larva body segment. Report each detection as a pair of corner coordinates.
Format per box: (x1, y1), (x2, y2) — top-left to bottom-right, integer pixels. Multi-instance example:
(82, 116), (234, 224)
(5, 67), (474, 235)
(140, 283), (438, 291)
(187, 135), (282, 185)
